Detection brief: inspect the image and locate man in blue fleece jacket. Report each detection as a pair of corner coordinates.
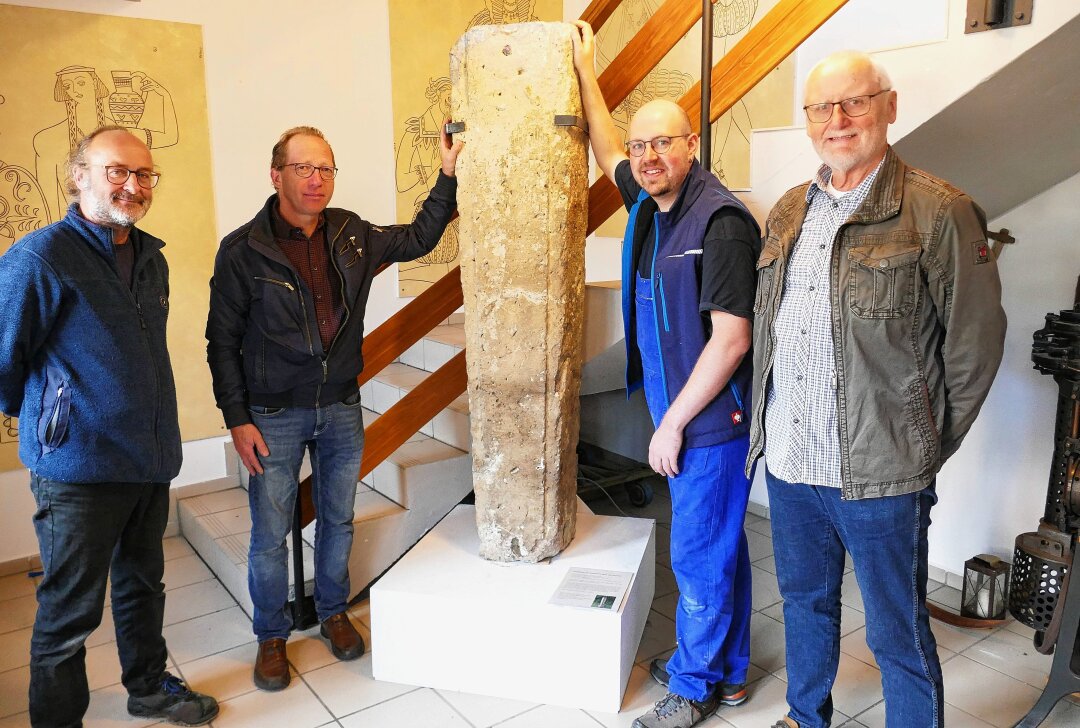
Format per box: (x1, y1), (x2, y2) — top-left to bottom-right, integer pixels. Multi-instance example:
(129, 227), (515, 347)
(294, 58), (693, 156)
(0, 127), (217, 727)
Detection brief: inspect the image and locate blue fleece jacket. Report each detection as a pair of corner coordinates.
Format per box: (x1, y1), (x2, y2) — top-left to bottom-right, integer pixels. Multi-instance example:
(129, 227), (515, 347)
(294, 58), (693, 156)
(0, 204), (181, 483)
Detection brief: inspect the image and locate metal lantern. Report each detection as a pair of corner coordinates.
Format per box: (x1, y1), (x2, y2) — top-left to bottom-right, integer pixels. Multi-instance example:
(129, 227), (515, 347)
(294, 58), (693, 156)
(961, 554), (1011, 620)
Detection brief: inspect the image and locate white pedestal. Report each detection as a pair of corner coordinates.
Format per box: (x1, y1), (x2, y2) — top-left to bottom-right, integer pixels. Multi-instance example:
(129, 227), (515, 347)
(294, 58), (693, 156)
(371, 504), (655, 712)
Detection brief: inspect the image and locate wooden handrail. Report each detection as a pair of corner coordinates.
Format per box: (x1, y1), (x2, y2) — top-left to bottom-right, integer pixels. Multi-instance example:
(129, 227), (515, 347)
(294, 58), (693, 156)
(357, 266), (463, 387)
(580, 0), (624, 33)
(586, 0), (850, 234)
(359, 350), (468, 480)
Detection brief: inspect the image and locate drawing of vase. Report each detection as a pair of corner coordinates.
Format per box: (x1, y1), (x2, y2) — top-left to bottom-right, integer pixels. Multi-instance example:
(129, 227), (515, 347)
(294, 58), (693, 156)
(109, 71), (144, 127)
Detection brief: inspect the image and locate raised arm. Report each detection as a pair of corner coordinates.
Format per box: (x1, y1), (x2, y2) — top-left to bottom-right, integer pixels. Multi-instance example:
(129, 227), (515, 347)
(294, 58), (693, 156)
(570, 20), (627, 183)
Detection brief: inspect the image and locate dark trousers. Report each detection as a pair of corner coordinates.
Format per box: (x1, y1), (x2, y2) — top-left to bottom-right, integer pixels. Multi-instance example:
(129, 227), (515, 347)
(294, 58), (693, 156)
(29, 475), (170, 728)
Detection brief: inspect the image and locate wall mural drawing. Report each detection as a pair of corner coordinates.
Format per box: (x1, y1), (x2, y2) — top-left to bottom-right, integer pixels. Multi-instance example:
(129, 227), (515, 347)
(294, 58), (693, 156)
(390, 0), (560, 297)
(33, 65), (178, 223)
(0, 4), (219, 473)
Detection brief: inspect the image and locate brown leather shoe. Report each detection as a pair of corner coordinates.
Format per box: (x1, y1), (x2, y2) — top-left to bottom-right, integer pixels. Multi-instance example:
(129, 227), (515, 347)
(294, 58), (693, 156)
(320, 612), (365, 661)
(253, 638), (290, 691)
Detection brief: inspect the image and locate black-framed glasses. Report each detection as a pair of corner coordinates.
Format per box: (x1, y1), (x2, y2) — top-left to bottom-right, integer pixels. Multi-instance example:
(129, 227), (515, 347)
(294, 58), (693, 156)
(625, 135), (689, 157)
(278, 163), (338, 181)
(92, 165), (161, 189)
(803, 89), (891, 124)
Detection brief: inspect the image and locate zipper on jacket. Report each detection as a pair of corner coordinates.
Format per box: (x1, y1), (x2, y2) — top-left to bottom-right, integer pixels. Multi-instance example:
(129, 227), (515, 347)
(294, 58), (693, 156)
(649, 214), (671, 411)
(292, 271), (314, 356)
(657, 273), (671, 333)
(730, 380), (745, 412)
(254, 276), (295, 292)
(44, 383), (65, 443)
(316, 223), (354, 407)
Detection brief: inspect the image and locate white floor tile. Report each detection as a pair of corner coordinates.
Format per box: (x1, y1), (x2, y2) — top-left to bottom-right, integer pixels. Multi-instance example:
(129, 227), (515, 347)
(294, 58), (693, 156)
(654, 565), (677, 598)
(435, 686), (538, 727)
(161, 555), (213, 591)
(585, 664), (666, 728)
(930, 620), (987, 654)
(0, 628), (31, 672)
(749, 611), (787, 674)
(840, 570), (864, 613)
(161, 536), (195, 561)
(0, 712), (30, 727)
(750, 565), (782, 611)
(941, 654), (1041, 727)
(172, 641), (273, 703)
(163, 606), (254, 666)
(0, 596), (36, 636)
(303, 653), (416, 719)
(652, 590), (678, 621)
(211, 677), (333, 728)
(83, 682), (162, 727)
(162, 580), (235, 626)
(337, 687), (469, 727)
(713, 674), (790, 728)
(84, 640), (123, 691)
(746, 530), (773, 563)
(0, 665), (29, 718)
(828, 652), (884, 718)
(960, 624), (1052, 689)
(287, 624), (346, 676)
(635, 610), (676, 664)
(0, 574), (37, 602)
(490, 703), (601, 728)
(755, 555), (777, 574)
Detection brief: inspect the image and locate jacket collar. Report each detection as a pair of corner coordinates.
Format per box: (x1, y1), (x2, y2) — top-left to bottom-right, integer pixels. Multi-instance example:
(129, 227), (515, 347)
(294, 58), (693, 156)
(249, 194), (349, 260)
(654, 159), (709, 226)
(61, 202), (162, 257)
(836, 146), (905, 225)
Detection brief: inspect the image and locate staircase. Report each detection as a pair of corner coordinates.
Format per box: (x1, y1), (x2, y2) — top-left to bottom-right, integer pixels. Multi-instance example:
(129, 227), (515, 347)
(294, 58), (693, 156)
(177, 316), (473, 618)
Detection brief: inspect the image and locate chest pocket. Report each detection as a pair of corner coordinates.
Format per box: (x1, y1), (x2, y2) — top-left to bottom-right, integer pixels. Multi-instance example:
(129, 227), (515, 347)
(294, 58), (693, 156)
(847, 242), (921, 319)
(753, 238), (783, 315)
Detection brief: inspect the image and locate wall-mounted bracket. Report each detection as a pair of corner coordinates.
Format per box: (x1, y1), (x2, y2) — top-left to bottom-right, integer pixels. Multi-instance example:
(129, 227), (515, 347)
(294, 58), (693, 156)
(554, 115), (588, 134)
(966, 0), (1033, 34)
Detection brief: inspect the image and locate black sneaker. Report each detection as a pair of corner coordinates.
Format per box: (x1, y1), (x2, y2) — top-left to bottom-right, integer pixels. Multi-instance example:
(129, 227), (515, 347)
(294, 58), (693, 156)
(127, 672), (219, 726)
(632, 691), (721, 728)
(649, 659), (748, 706)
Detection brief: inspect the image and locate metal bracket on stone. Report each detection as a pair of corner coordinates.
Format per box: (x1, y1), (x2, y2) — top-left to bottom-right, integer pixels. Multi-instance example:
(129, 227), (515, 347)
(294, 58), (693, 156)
(554, 115), (588, 134)
(445, 121), (466, 134)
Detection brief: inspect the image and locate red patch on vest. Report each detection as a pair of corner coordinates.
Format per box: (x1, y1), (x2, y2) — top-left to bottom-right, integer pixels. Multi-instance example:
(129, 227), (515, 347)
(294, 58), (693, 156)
(973, 241), (991, 265)
(731, 410), (744, 425)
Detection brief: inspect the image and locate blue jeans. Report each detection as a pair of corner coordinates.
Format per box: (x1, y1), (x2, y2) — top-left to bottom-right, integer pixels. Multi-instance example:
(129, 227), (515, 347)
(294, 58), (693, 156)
(766, 471), (943, 728)
(247, 396), (364, 641)
(636, 275), (753, 701)
(29, 476), (170, 728)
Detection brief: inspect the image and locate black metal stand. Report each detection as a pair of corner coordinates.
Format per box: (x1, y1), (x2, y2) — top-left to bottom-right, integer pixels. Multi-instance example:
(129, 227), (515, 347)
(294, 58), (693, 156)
(288, 496), (317, 631)
(700, 0), (713, 168)
(1014, 541), (1080, 727)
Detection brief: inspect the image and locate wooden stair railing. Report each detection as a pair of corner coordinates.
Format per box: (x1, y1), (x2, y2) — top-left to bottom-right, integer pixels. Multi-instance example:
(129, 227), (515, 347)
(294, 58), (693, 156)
(296, 0), (851, 527)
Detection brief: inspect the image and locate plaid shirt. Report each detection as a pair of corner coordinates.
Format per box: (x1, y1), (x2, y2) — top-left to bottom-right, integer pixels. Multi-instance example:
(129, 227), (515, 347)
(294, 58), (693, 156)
(764, 160), (882, 487)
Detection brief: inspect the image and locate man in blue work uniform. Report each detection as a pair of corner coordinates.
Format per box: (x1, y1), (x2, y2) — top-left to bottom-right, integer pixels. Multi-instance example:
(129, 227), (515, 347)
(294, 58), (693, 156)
(572, 21), (761, 728)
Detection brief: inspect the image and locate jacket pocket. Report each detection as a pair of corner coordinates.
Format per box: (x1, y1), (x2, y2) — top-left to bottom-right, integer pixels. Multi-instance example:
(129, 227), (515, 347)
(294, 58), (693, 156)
(847, 242), (921, 319)
(753, 239), (783, 315)
(37, 367), (71, 454)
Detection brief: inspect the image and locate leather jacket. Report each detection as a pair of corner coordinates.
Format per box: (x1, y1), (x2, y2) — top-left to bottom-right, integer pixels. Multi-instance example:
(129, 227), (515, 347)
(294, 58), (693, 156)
(746, 148), (1006, 499)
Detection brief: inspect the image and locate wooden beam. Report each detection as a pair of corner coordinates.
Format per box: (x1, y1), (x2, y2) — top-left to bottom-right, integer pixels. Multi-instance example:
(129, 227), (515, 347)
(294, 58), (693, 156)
(357, 266), (463, 387)
(596, 0), (702, 112)
(579, 0), (625, 34)
(359, 351), (468, 480)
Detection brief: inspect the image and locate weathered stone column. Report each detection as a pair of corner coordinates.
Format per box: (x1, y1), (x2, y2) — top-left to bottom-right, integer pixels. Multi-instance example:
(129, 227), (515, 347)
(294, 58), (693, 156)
(450, 22), (588, 562)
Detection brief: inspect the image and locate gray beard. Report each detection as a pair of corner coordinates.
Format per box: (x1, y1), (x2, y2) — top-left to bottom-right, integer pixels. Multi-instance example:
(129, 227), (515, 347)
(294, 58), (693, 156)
(85, 194), (149, 228)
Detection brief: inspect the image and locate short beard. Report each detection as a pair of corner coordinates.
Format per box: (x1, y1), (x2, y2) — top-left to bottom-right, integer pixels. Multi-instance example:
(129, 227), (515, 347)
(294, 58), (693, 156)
(85, 192), (150, 228)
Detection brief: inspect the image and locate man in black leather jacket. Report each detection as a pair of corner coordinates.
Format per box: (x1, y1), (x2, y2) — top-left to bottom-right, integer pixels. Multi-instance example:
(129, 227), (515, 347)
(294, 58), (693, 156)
(206, 124), (460, 691)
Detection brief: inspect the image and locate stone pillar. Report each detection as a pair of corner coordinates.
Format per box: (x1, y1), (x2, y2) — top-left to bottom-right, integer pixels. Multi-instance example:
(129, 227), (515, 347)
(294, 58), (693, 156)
(450, 22), (588, 562)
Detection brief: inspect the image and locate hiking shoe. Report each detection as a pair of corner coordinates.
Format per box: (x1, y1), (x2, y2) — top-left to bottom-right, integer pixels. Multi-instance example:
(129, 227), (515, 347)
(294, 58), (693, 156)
(632, 691), (720, 728)
(771, 718), (798, 728)
(253, 637), (290, 691)
(648, 659), (748, 706)
(127, 672), (218, 726)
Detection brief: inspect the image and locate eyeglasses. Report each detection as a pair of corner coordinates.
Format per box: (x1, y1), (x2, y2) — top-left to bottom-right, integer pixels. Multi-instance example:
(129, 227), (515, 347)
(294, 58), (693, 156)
(625, 135), (689, 157)
(278, 163), (338, 181)
(803, 89), (891, 124)
(92, 165), (161, 189)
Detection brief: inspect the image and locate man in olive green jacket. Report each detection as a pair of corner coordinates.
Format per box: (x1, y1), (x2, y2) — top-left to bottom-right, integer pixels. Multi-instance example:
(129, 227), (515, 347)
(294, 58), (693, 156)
(748, 51), (1006, 728)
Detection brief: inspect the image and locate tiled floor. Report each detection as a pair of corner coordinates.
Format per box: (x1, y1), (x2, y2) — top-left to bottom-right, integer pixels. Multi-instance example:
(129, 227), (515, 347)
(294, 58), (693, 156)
(2, 483), (1079, 727)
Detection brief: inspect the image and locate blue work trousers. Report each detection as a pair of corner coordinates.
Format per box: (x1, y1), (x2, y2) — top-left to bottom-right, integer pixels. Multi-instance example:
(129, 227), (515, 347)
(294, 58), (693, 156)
(635, 274), (753, 701)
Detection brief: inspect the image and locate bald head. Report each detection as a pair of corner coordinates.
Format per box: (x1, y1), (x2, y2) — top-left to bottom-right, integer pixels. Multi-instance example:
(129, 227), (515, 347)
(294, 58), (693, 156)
(630, 99), (692, 138)
(804, 51), (892, 106)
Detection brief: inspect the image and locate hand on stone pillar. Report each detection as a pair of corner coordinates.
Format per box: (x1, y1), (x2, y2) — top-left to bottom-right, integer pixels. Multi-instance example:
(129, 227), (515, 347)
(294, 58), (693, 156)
(439, 118), (464, 177)
(569, 20), (596, 78)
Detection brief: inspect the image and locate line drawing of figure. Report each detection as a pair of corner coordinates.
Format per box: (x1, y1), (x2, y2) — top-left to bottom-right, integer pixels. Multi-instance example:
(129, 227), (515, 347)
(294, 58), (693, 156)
(397, 76), (451, 195)
(709, 0), (759, 185)
(467, 0), (538, 27)
(0, 158), (49, 253)
(32, 65), (178, 222)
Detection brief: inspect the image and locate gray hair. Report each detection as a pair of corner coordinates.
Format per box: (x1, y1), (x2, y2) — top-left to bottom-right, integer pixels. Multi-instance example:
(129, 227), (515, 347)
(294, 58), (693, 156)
(806, 50), (893, 92)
